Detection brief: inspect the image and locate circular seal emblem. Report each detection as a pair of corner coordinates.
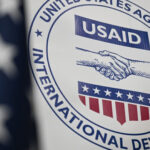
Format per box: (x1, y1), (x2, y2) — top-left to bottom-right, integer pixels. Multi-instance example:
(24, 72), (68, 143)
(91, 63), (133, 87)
(28, 0), (150, 149)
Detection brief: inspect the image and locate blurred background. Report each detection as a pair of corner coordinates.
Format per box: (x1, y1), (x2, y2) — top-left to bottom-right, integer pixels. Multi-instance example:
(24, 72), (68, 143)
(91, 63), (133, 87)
(0, 0), (38, 150)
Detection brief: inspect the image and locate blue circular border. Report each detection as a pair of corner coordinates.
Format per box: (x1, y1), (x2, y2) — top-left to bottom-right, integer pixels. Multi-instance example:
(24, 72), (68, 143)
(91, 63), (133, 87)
(28, 1), (150, 149)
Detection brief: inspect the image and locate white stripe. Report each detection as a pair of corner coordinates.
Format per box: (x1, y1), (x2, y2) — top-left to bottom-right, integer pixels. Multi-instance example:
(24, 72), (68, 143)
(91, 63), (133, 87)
(137, 105), (141, 121)
(125, 102), (129, 122)
(112, 100), (117, 122)
(99, 98), (103, 115)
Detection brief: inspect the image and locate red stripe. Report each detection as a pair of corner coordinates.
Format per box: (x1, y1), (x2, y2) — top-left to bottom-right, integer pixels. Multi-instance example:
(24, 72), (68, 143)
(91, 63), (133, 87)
(102, 100), (113, 118)
(89, 97), (99, 113)
(79, 95), (86, 105)
(115, 102), (126, 125)
(140, 106), (149, 121)
(128, 104), (138, 121)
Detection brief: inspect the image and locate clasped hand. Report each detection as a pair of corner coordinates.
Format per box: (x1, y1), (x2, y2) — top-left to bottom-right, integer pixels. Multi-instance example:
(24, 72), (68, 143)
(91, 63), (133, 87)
(95, 50), (132, 81)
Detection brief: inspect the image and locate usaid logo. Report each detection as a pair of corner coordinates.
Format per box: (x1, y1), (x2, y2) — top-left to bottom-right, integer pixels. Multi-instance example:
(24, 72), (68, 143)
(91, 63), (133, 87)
(75, 15), (150, 49)
(28, 0), (150, 149)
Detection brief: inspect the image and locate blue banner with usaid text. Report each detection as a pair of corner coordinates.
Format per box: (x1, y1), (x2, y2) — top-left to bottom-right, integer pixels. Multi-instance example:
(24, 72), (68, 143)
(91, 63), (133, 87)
(75, 15), (150, 50)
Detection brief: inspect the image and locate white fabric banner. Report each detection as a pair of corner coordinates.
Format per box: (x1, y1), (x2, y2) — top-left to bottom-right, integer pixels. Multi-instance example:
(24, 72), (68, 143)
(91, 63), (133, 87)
(25, 0), (150, 149)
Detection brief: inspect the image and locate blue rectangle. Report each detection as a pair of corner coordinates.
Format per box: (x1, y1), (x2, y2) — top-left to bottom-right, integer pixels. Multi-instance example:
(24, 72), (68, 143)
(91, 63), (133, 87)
(75, 15), (150, 50)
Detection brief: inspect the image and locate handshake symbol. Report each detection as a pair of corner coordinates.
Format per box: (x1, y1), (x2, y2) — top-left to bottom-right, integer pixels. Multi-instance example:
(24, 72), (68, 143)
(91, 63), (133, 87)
(95, 50), (132, 81)
(76, 47), (150, 81)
